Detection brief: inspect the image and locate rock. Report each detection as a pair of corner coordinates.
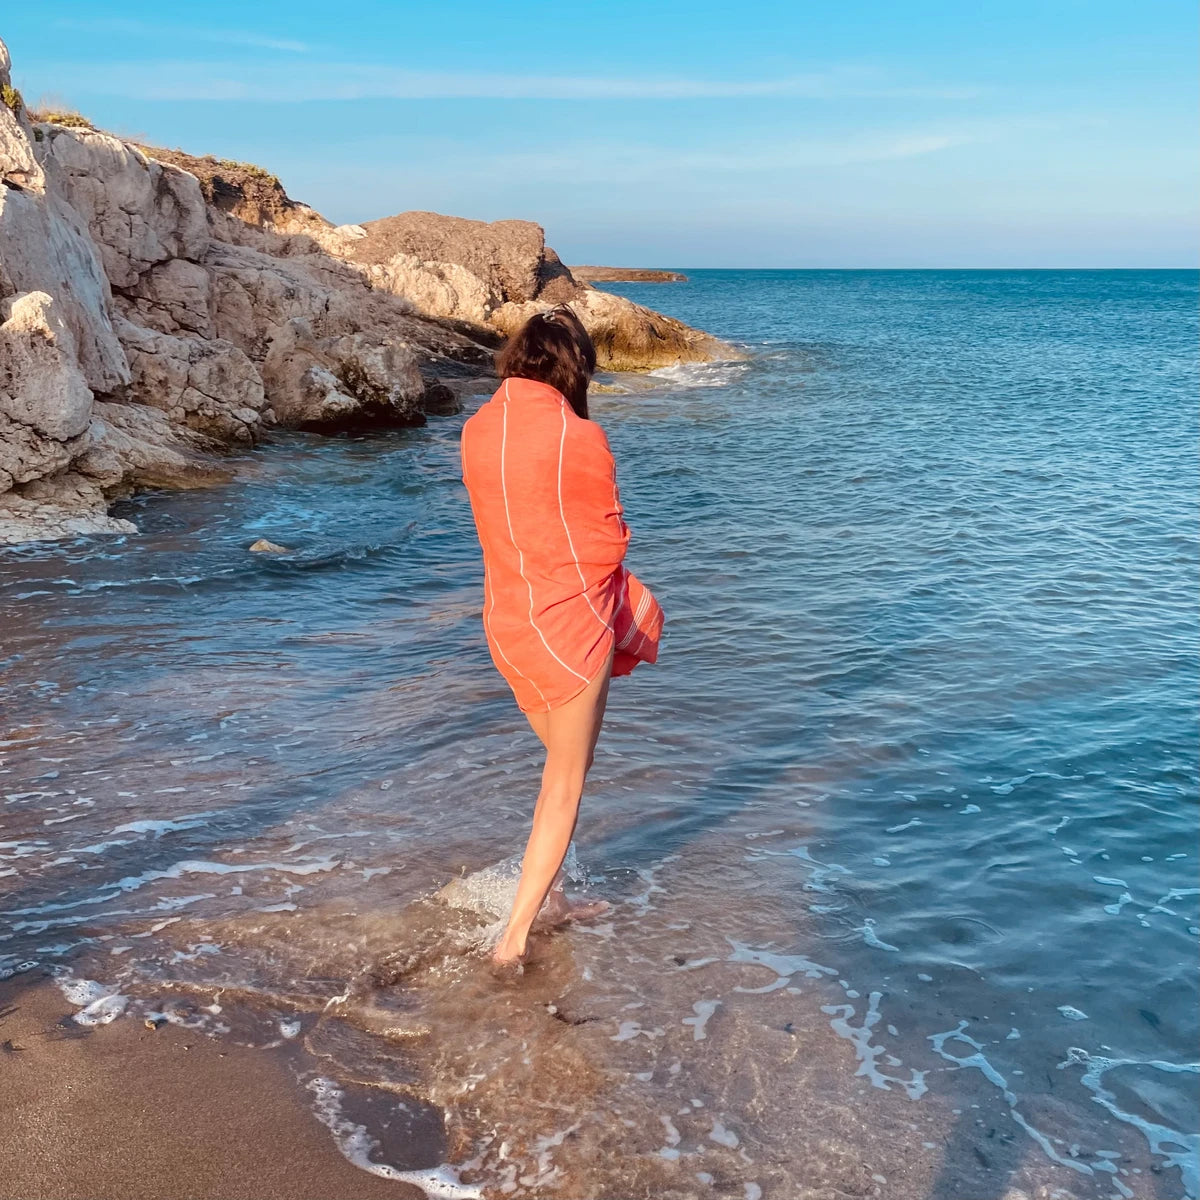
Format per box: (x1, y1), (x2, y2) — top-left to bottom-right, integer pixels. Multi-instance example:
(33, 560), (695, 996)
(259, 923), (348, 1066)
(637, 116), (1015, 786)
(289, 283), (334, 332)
(362, 253), (495, 325)
(574, 288), (732, 371)
(248, 538), (290, 554)
(14, 469), (105, 508)
(0, 41), (40, 191)
(135, 145), (332, 243)
(494, 288), (733, 372)
(116, 318), (269, 443)
(0, 57), (128, 395)
(0, 392), (231, 546)
(350, 210), (736, 371)
(0, 185), (130, 392)
(204, 241), (351, 358)
(351, 211), (550, 304)
(0, 412), (73, 493)
(0, 490), (136, 544)
(121, 257), (213, 337)
(38, 125), (209, 289)
(571, 266), (688, 283)
(0, 396), (230, 545)
(420, 380), (459, 415)
(77, 401), (233, 492)
(260, 318), (425, 429)
(0, 33), (733, 543)
(0, 292), (93, 490)
(0, 291), (92, 440)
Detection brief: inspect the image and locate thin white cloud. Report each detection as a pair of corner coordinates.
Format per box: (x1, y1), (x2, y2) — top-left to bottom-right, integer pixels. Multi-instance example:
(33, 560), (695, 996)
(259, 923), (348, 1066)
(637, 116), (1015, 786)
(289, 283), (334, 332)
(862, 133), (973, 161)
(25, 57), (981, 102)
(569, 132), (977, 173)
(52, 18), (309, 54)
(357, 131), (977, 181)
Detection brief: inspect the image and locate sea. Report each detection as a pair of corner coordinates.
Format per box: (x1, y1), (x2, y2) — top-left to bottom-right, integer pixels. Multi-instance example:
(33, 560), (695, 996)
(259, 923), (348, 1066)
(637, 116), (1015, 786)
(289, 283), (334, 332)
(1, 269), (1197, 1199)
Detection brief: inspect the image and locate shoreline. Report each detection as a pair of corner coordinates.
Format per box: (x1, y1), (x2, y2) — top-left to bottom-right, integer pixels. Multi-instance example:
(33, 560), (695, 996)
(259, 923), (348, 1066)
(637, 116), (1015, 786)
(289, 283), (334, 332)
(2, 912), (1162, 1200)
(0, 974), (426, 1200)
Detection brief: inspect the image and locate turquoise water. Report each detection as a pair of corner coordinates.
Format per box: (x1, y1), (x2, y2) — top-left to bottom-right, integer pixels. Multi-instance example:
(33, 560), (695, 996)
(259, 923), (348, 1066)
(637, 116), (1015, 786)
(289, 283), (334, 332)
(2, 270), (1197, 1197)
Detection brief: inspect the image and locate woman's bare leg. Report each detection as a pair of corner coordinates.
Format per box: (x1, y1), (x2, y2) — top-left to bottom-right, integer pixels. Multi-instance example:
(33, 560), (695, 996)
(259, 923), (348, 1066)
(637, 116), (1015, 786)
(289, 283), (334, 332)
(525, 707), (550, 750)
(494, 657), (612, 964)
(520, 708), (571, 913)
(519, 709), (574, 921)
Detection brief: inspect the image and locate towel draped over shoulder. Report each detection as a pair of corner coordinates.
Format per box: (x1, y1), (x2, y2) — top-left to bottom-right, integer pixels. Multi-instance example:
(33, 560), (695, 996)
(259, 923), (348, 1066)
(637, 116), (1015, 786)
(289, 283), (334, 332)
(460, 376), (664, 713)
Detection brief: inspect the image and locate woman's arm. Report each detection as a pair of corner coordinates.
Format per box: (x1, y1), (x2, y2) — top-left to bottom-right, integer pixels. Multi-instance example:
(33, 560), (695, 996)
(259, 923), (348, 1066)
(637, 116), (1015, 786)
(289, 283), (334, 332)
(561, 421), (631, 574)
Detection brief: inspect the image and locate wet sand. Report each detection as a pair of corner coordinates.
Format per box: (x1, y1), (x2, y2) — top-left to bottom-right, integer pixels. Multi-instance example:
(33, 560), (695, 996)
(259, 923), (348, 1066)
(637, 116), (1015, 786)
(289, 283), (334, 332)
(0, 973), (421, 1200)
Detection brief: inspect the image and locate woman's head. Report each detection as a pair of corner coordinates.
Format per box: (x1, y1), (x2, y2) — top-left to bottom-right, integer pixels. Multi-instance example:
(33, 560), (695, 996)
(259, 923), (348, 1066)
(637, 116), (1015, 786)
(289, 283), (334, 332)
(496, 305), (597, 419)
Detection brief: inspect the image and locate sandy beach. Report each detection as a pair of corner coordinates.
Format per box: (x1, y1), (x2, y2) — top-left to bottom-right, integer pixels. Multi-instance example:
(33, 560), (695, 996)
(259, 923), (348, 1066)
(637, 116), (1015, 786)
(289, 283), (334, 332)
(0, 973), (421, 1200)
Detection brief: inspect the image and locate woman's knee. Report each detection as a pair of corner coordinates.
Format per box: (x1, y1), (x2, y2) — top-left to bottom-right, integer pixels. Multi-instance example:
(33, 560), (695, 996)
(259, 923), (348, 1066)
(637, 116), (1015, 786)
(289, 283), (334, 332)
(540, 751), (587, 799)
(537, 777), (584, 819)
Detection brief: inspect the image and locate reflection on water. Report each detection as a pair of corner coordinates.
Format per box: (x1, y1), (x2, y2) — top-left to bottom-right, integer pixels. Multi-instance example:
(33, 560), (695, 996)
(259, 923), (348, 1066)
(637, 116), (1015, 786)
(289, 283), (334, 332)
(2, 270), (1197, 1198)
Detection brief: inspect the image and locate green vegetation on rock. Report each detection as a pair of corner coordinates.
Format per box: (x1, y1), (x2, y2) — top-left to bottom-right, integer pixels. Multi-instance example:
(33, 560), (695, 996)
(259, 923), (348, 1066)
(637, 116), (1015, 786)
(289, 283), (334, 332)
(214, 157), (279, 185)
(34, 110), (94, 129)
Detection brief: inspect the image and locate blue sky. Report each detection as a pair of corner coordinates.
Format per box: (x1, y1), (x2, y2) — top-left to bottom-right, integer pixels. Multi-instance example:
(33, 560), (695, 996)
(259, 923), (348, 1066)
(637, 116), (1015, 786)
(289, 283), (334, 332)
(4, 1), (1196, 266)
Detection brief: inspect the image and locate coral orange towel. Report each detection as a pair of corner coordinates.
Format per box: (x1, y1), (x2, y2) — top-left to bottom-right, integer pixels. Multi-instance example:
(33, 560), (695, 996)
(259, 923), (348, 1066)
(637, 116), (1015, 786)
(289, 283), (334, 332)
(460, 376), (664, 713)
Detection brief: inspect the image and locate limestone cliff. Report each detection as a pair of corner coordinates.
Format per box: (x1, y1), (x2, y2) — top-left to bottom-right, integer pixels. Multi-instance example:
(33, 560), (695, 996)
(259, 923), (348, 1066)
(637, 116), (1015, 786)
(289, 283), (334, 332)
(0, 38), (734, 545)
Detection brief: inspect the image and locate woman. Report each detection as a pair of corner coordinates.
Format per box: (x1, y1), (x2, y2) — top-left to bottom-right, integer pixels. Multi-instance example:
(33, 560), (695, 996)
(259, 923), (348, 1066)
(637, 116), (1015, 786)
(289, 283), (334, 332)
(460, 305), (664, 967)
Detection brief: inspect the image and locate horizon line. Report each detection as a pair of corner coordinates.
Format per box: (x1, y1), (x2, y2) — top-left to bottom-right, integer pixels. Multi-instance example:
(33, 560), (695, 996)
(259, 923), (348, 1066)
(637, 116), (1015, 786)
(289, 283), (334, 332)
(572, 265), (1199, 272)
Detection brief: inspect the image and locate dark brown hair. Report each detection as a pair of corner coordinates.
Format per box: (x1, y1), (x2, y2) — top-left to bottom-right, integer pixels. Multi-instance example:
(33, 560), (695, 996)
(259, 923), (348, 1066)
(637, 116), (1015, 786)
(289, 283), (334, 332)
(496, 305), (597, 419)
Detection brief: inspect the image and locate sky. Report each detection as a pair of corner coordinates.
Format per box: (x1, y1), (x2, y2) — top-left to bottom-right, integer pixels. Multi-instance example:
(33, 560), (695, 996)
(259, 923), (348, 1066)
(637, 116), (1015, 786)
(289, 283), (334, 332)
(3, 1), (1196, 267)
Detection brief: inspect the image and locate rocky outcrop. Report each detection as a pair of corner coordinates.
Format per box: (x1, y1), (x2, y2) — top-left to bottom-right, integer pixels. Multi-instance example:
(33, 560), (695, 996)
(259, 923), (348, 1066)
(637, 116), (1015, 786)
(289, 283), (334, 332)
(0, 397), (227, 545)
(352, 212), (565, 307)
(363, 253), (495, 327)
(0, 36), (731, 545)
(0, 86), (129, 396)
(348, 212), (734, 370)
(0, 37), (487, 543)
(492, 288), (731, 372)
(77, 400), (232, 492)
(571, 267), (688, 283)
(0, 288), (229, 541)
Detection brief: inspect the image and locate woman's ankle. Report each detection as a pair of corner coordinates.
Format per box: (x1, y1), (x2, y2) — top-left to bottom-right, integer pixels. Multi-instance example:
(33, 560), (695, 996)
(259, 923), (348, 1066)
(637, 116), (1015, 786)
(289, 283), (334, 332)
(493, 929), (527, 961)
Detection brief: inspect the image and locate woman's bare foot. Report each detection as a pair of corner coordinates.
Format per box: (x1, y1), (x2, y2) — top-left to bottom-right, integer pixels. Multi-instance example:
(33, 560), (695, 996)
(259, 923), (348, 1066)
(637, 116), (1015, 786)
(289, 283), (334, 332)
(490, 877), (609, 972)
(540, 889), (611, 928)
(491, 932), (528, 970)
